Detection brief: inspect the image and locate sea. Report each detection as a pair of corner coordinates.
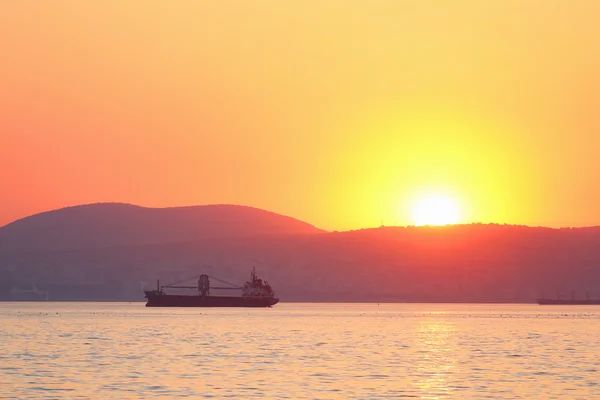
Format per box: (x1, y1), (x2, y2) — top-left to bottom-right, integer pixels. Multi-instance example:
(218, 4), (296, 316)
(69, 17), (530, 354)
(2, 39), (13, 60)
(2, 303), (600, 399)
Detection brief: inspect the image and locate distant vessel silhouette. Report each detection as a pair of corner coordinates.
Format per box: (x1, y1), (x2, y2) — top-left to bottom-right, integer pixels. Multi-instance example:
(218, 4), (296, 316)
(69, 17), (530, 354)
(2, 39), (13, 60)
(144, 267), (279, 307)
(537, 292), (600, 305)
(8, 282), (49, 301)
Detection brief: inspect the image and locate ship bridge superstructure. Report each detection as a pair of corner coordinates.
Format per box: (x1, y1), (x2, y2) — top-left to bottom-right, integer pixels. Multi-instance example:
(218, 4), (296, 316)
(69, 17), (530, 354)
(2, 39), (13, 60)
(242, 267), (275, 298)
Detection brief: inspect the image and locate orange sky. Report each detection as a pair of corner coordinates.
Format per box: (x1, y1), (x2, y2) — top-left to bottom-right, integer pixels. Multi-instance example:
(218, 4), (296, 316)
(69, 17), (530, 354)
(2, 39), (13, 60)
(1, 1), (599, 230)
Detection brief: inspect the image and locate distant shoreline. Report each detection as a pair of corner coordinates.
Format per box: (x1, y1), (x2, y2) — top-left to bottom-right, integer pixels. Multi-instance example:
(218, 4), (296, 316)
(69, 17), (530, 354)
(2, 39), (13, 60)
(0, 300), (547, 304)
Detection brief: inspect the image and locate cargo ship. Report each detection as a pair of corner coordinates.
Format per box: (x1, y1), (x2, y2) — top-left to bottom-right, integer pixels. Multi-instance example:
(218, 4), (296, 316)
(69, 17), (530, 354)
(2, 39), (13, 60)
(538, 292), (600, 305)
(144, 267), (279, 307)
(538, 299), (600, 305)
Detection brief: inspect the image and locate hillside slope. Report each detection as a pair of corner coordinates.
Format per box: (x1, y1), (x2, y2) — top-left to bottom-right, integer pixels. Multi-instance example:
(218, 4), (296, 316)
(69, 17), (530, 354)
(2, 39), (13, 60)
(0, 203), (324, 252)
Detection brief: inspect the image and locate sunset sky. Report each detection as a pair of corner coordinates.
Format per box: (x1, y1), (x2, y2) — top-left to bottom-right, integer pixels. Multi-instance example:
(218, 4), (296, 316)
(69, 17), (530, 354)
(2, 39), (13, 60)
(1, 1), (599, 230)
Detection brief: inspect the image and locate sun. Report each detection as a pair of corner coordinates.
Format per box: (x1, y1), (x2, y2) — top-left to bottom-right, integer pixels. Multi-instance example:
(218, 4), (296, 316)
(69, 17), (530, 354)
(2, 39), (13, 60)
(412, 195), (460, 226)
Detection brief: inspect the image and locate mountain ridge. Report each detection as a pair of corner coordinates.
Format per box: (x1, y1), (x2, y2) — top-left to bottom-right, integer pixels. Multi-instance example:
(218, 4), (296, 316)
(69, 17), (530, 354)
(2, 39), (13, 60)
(0, 202), (325, 252)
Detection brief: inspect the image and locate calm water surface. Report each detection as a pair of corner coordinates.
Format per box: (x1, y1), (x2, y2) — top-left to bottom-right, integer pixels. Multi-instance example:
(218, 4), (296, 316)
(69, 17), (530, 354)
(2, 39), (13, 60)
(2, 302), (600, 399)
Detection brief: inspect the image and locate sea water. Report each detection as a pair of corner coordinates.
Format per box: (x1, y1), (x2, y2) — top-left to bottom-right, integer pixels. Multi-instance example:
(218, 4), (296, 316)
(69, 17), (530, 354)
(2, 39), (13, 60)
(2, 302), (600, 399)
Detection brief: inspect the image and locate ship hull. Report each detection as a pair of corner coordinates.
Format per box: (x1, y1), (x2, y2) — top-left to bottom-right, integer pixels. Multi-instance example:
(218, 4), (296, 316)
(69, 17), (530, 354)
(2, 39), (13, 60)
(537, 299), (600, 305)
(144, 291), (279, 307)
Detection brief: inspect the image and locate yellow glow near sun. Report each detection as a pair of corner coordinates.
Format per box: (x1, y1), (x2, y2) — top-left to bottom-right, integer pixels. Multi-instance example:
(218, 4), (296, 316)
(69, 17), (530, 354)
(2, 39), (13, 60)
(412, 195), (460, 226)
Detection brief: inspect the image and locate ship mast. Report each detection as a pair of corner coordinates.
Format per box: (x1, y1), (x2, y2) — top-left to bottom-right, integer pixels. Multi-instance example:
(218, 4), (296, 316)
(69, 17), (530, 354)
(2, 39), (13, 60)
(198, 274), (210, 296)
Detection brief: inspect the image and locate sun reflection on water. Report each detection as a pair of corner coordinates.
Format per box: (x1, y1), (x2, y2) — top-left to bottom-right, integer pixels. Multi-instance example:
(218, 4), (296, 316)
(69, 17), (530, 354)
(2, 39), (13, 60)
(411, 319), (458, 398)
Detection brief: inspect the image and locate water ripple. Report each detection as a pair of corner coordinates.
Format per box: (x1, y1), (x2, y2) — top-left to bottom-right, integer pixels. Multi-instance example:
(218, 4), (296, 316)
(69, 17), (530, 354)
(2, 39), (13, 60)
(2, 303), (600, 398)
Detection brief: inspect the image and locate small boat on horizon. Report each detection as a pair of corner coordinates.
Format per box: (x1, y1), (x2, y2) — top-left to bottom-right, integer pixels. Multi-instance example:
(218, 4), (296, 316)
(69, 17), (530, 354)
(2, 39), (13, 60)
(144, 267), (279, 307)
(537, 291), (600, 305)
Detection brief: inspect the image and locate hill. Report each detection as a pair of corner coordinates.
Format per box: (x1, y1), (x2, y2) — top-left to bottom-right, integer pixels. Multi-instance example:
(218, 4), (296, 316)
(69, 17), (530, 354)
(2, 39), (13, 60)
(3, 205), (600, 303)
(0, 203), (324, 252)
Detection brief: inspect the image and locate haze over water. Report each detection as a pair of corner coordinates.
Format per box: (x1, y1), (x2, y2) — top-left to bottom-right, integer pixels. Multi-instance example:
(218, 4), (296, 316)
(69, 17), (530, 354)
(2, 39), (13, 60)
(2, 303), (600, 399)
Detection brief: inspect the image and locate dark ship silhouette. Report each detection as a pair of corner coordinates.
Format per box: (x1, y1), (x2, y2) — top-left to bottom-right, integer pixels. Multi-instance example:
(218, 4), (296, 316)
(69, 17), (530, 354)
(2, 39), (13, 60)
(144, 267), (279, 307)
(537, 291), (600, 305)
